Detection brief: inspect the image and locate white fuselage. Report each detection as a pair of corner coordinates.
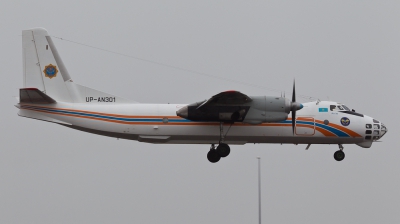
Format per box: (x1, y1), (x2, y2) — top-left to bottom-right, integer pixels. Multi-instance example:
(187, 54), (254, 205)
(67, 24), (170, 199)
(18, 100), (386, 148)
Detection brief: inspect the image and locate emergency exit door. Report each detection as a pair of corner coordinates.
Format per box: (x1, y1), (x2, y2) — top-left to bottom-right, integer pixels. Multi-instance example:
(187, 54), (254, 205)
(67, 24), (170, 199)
(295, 117), (315, 136)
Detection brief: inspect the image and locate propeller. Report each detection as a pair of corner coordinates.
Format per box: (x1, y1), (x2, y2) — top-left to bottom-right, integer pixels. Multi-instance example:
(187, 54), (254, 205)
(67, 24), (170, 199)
(290, 80), (303, 135)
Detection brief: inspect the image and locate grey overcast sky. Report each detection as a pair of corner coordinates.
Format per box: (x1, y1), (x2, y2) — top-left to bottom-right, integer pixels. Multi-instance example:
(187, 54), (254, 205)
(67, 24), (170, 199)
(1, 1), (399, 223)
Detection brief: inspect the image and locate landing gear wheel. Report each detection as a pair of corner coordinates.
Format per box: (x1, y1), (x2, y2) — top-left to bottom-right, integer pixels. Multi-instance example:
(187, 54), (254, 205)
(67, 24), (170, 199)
(216, 143), (230, 157)
(334, 150), (345, 161)
(207, 150), (221, 163)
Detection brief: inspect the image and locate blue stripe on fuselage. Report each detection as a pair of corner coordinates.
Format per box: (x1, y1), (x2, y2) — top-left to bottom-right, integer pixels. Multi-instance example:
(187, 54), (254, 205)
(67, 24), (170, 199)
(279, 120), (349, 137)
(21, 105), (350, 137)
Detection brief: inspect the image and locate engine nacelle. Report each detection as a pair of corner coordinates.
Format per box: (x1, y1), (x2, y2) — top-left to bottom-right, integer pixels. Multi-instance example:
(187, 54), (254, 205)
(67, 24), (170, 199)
(177, 96), (294, 124)
(241, 96), (289, 124)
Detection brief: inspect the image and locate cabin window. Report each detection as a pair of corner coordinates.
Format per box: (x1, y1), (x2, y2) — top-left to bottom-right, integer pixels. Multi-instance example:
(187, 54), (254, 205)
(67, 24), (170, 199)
(365, 130), (372, 134)
(337, 105), (344, 110)
(366, 124), (372, 129)
(373, 119), (380, 123)
(365, 136), (371, 140)
(163, 117), (169, 124)
(374, 124), (380, 129)
(374, 130), (379, 135)
(330, 105), (336, 111)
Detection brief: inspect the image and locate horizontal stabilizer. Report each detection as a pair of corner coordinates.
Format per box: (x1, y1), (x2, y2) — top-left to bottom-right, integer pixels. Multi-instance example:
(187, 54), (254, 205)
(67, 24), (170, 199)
(20, 88), (56, 104)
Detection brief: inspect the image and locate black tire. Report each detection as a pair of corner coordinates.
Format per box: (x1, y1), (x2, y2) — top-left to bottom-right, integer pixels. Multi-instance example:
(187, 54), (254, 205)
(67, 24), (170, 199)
(207, 150), (221, 163)
(231, 111), (240, 121)
(216, 143), (230, 157)
(334, 150), (345, 161)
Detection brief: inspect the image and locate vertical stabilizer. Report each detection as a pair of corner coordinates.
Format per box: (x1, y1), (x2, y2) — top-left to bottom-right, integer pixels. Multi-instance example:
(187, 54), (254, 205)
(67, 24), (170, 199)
(23, 28), (73, 102)
(22, 28), (133, 104)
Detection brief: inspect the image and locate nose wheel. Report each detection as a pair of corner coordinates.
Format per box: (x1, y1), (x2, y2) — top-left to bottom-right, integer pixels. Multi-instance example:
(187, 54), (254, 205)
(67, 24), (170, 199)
(334, 144), (345, 161)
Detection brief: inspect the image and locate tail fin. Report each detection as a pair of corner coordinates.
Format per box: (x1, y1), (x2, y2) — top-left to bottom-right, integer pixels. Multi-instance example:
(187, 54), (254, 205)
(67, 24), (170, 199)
(22, 28), (133, 103)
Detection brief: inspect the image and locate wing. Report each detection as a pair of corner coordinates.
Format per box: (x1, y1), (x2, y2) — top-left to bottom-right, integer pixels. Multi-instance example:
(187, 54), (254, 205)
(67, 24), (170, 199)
(177, 91), (291, 123)
(177, 91), (252, 122)
(196, 90), (252, 109)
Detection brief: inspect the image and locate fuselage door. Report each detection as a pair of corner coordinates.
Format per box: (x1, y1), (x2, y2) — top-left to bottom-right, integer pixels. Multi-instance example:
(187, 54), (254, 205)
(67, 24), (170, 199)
(295, 117), (315, 136)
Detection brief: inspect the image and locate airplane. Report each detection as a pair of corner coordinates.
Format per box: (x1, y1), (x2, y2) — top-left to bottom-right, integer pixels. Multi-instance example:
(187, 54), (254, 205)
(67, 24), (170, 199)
(17, 28), (388, 163)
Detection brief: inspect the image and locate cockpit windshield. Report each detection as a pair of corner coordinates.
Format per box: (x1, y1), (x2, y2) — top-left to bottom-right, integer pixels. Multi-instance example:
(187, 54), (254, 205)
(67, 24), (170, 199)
(330, 104), (350, 111)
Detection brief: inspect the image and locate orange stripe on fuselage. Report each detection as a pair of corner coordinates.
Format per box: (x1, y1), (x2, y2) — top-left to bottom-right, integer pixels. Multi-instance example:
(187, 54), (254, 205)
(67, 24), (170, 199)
(21, 106), (360, 138)
(20, 104), (181, 119)
(314, 120), (361, 137)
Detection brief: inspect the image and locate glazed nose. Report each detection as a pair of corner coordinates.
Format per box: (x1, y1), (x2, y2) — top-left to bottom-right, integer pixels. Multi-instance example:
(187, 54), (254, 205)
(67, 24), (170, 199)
(380, 123), (388, 139)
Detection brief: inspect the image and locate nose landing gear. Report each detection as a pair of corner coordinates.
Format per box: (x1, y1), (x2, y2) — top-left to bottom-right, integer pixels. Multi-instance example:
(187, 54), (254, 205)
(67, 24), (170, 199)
(334, 144), (345, 161)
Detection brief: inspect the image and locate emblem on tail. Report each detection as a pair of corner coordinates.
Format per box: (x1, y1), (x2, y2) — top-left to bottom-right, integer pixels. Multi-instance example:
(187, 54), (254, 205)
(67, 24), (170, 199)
(43, 64), (58, 79)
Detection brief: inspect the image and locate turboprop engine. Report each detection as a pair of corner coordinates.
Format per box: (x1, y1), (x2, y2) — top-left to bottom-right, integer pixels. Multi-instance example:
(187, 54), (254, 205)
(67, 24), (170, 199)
(177, 88), (303, 125)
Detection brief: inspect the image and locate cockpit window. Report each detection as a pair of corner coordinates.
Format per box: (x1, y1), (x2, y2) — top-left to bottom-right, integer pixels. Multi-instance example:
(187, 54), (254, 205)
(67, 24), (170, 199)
(330, 104), (351, 111)
(331, 104), (351, 111)
(342, 105), (350, 111)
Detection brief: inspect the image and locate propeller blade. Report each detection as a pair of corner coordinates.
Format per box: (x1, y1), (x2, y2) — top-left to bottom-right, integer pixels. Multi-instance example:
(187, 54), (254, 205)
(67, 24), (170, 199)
(291, 80), (296, 135)
(292, 110), (296, 135)
(292, 80), (296, 103)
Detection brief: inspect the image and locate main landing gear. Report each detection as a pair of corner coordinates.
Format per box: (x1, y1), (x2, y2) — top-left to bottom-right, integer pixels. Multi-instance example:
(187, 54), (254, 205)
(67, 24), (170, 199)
(334, 144), (345, 161)
(207, 122), (232, 163)
(207, 143), (231, 163)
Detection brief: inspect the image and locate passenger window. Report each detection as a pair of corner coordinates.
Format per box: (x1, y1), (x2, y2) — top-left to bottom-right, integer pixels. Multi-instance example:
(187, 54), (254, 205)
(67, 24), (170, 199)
(330, 105), (336, 111)
(374, 130), (379, 135)
(374, 124), (380, 129)
(366, 124), (372, 129)
(365, 130), (372, 134)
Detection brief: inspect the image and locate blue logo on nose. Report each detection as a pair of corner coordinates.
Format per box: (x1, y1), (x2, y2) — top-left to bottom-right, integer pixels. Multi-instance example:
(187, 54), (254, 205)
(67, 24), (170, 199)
(341, 117), (350, 126)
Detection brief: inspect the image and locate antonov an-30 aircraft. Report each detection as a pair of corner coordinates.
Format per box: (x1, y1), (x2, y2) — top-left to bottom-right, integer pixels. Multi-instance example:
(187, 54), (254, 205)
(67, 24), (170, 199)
(17, 28), (388, 163)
